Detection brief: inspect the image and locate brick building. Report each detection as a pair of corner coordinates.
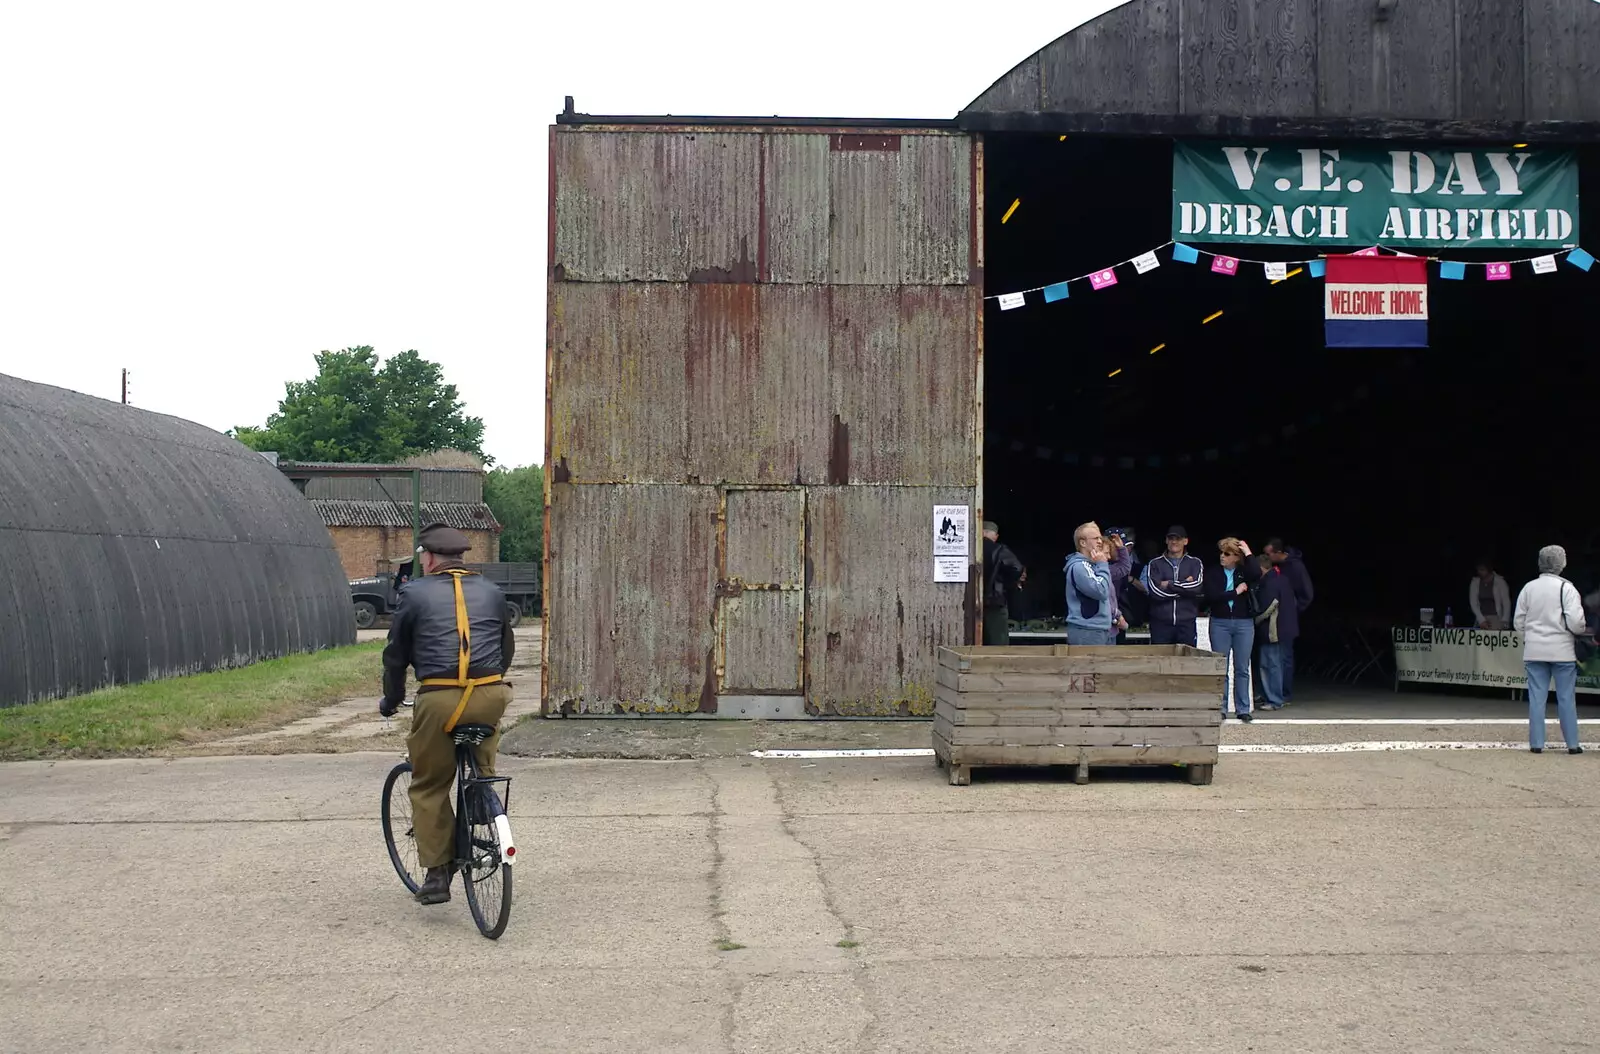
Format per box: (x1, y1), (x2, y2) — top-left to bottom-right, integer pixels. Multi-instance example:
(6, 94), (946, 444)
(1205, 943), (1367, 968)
(278, 462), (501, 579)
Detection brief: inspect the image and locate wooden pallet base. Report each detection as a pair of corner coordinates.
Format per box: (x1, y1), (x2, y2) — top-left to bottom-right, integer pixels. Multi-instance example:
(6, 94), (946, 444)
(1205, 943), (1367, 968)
(932, 733), (1216, 787)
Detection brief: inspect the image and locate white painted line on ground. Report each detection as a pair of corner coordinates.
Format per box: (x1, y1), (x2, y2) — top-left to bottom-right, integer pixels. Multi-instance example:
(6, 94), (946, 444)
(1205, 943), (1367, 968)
(1221, 741), (1594, 754)
(751, 748), (935, 759)
(750, 742), (1595, 759)
(1250, 718), (1600, 726)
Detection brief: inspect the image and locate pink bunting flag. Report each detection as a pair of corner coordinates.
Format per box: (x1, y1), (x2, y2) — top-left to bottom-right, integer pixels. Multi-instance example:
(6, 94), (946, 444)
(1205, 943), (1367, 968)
(1353, 247), (1381, 256)
(1211, 255), (1240, 276)
(1089, 268), (1118, 290)
(1485, 262), (1511, 281)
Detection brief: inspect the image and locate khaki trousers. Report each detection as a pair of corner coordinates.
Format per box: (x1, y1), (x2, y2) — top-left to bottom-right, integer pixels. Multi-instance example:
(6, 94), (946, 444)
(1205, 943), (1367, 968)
(407, 683), (512, 868)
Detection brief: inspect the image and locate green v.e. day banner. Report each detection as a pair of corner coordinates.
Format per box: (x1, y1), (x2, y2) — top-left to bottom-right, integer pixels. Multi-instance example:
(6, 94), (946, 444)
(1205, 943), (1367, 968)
(1172, 142), (1579, 248)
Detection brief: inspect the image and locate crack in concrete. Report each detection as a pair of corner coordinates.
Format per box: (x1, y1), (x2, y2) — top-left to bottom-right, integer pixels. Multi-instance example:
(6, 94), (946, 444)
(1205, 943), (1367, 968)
(1426, 756), (1579, 806)
(767, 766), (881, 1054)
(692, 760), (742, 1054)
(319, 991), (400, 1037)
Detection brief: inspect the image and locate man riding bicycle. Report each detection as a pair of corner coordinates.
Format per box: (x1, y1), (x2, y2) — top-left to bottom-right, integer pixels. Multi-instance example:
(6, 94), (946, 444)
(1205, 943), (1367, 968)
(379, 523), (515, 905)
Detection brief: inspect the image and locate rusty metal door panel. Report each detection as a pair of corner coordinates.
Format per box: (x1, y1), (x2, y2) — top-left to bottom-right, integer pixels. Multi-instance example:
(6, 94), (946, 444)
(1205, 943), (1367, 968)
(829, 144), (901, 285)
(717, 488), (804, 693)
(686, 285), (831, 485)
(763, 134), (831, 284)
(723, 489), (805, 584)
(549, 282), (690, 484)
(545, 482), (719, 714)
(897, 136), (973, 285)
(829, 286), (978, 486)
(805, 485), (974, 716)
(553, 130), (761, 282)
(721, 591), (804, 693)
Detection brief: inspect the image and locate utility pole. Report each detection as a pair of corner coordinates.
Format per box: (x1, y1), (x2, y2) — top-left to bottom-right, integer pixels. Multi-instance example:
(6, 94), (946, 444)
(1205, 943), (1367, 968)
(121, 369), (129, 405)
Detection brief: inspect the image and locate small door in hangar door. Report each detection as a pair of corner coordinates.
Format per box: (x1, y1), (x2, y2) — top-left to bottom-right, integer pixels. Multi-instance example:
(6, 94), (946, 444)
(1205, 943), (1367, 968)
(718, 489), (805, 694)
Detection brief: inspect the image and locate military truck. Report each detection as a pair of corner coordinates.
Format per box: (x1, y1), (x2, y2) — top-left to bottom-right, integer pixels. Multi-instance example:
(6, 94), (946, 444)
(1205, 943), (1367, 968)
(349, 560), (541, 629)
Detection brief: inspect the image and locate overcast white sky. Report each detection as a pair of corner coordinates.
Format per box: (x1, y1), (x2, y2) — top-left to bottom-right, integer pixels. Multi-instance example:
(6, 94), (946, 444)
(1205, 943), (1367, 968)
(0, 1), (1117, 467)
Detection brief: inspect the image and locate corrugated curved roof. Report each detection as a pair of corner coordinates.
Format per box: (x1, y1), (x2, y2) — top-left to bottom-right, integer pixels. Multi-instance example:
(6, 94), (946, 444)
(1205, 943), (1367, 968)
(0, 373), (355, 706)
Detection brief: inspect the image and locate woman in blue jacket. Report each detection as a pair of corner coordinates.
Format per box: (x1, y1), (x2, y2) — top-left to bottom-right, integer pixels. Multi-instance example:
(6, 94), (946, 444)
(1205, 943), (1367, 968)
(1202, 538), (1262, 720)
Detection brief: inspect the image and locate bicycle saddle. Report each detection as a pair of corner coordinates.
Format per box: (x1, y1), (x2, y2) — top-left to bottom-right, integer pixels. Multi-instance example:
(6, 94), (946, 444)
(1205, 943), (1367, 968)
(451, 723), (497, 745)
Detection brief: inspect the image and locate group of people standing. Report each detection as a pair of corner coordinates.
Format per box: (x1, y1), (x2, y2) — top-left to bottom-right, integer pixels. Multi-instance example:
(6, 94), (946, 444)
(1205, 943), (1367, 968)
(981, 521), (1314, 722)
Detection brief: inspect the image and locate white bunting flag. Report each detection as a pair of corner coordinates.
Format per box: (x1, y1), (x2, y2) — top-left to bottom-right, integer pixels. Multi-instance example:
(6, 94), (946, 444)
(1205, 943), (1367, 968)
(1532, 255), (1558, 275)
(1264, 262), (1288, 282)
(1133, 251), (1161, 274)
(998, 292), (1026, 310)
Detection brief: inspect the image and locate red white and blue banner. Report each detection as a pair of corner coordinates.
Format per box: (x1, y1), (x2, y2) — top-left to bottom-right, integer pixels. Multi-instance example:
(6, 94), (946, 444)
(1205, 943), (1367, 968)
(1324, 255), (1429, 348)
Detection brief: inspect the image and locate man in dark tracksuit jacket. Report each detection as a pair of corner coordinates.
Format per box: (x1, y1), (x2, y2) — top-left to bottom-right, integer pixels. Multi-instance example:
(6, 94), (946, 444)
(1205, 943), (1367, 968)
(1141, 525), (1206, 647)
(380, 523), (515, 905)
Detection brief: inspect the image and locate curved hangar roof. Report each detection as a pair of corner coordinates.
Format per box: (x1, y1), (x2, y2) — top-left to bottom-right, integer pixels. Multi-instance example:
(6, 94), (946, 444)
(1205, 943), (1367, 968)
(964, 0), (1600, 136)
(0, 372), (355, 707)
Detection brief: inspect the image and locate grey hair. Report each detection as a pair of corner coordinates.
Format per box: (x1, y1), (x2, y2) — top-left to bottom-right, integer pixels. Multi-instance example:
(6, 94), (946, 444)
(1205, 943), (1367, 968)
(1537, 545), (1567, 574)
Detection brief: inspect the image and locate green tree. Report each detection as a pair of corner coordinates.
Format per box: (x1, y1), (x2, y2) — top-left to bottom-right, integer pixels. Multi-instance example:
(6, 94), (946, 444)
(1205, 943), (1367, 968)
(233, 347), (486, 462)
(483, 464), (544, 564)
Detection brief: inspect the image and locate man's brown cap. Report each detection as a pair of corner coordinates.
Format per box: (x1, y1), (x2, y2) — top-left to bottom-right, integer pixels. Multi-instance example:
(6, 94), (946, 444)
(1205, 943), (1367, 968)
(417, 522), (472, 556)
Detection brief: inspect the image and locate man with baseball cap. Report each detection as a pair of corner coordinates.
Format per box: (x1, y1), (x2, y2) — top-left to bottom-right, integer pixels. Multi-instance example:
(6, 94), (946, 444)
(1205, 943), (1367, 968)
(1140, 525), (1205, 647)
(380, 522), (515, 905)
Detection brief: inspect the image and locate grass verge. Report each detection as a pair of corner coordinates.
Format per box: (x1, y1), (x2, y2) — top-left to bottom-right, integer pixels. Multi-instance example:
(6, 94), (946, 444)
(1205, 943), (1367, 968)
(0, 643), (384, 760)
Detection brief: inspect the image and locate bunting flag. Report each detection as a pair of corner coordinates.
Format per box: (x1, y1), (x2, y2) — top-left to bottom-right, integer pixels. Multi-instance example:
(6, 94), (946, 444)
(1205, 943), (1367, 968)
(1325, 255), (1428, 348)
(985, 241), (1589, 310)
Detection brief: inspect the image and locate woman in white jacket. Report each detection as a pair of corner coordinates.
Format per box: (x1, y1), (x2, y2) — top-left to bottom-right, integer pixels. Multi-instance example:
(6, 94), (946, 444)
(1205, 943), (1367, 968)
(1513, 545), (1589, 754)
(1469, 562), (1512, 630)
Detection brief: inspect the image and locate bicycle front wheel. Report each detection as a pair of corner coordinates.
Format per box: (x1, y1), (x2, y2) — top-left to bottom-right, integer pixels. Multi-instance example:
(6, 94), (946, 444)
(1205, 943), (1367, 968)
(461, 809), (513, 940)
(381, 761), (422, 893)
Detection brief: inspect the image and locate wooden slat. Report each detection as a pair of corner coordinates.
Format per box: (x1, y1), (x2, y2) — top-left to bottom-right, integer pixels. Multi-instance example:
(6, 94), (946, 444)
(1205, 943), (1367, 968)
(935, 666), (1224, 696)
(934, 713), (1219, 748)
(944, 727), (1220, 748)
(939, 741), (1220, 768)
(935, 684), (1219, 712)
(939, 644), (1196, 667)
(939, 652), (1224, 677)
(936, 703), (1221, 727)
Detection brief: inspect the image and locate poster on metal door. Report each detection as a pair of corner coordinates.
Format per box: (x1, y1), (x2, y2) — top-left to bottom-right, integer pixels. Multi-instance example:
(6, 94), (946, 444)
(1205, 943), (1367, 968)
(933, 505), (969, 582)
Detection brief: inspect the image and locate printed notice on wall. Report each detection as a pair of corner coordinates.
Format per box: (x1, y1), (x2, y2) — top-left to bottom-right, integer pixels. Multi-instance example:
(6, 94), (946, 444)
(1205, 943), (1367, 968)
(933, 505), (969, 582)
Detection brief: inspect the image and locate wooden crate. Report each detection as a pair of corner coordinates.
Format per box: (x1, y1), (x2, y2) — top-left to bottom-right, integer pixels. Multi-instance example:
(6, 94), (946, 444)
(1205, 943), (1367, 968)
(932, 644), (1227, 786)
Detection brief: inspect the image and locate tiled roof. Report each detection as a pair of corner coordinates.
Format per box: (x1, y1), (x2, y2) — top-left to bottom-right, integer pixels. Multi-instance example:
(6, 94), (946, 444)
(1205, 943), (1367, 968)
(281, 461), (481, 474)
(309, 500), (502, 531)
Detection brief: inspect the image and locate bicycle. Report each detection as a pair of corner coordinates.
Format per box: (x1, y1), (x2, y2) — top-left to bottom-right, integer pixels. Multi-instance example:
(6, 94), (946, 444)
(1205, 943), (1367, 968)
(381, 708), (517, 939)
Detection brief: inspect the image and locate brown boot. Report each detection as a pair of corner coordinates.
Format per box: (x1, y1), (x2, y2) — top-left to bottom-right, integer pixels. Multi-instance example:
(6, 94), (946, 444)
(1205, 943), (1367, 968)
(415, 864), (454, 905)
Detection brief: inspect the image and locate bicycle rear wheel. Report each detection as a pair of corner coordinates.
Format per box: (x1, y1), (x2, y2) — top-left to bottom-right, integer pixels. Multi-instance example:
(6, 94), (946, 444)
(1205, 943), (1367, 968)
(381, 761), (422, 893)
(460, 795), (512, 939)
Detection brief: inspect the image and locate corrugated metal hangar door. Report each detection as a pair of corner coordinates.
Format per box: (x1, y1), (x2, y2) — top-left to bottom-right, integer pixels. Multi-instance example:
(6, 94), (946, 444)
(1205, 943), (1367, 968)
(547, 122), (982, 716)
